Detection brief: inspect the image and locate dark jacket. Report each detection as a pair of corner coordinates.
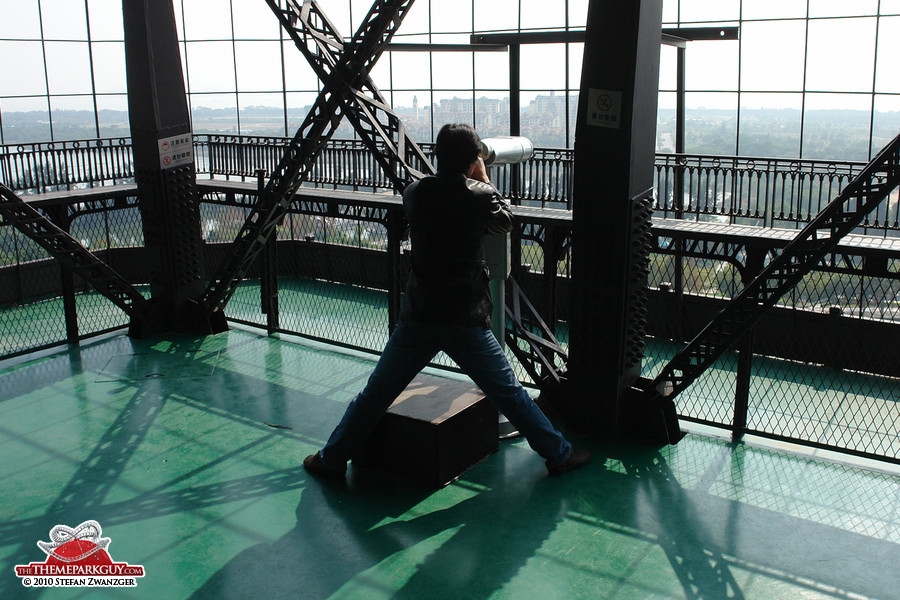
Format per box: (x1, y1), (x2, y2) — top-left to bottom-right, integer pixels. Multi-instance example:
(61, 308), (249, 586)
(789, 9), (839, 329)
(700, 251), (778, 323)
(399, 173), (513, 327)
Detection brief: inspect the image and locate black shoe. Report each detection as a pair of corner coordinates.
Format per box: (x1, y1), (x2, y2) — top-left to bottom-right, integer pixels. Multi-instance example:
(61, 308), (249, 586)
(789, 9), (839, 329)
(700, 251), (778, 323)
(547, 448), (592, 476)
(303, 453), (346, 480)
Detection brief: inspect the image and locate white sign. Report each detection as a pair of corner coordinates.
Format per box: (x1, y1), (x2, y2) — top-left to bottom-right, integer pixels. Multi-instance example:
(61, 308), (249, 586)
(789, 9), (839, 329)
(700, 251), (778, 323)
(157, 134), (194, 169)
(587, 89), (622, 129)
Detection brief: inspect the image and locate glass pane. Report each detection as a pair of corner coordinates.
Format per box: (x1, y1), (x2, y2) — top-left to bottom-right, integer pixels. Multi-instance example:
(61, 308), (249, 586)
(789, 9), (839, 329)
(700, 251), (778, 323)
(432, 52), (474, 90)
(0, 41), (48, 96)
(351, 0), (379, 35)
(190, 94), (238, 134)
(685, 40), (739, 91)
(49, 95), (97, 140)
(234, 40), (282, 92)
(390, 90), (430, 142)
(369, 49), (390, 88)
(282, 41), (320, 92)
(432, 93), (474, 129)
(474, 0), (518, 32)
(657, 91), (676, 152)
(185, 41), (236, 93)
(40, 0), (87, 41)
(568, 43), (584, 89)
(286, 91), (318, 132)
(521, 91), (567, 148)
(740, 20), (806, 92)
(685, 92), (738, 155)
(322, 2), (351, 39)
(87, 0), (125, 41)
(474, 91), (510, 139)
(882, 0), (900, 15)
(568, 0), (589, 27)
(238, 92), (284, 136)
(808, 1), (879, 18)
(872, 95), (900, 156)
(739, 93), (803, 157)
(182, 0), (232, 40)
(1, 1), (42, 39)
(679, 0), (740, 23)
(388, 52), (431, 90)
(741, 0), (808, 20)
(875, 17), (900, 93)
(658, 44), (678, 92)
(662, 0), (679, 25)
(432, 1), (473, 33)
(231, 0), (280, 39)
(521, 44), (566, 90)
(45, 42), (93, 95)
(0, 98), (51, 144)
(806, 18), (876, 93)
(802, 93), (871, 161)
(91, 42), (127, 94)
(474, 50), (509, 90)
(95, 94), (129, 139)
(521, 0), (566, 29)
(398, 0), (429, 36)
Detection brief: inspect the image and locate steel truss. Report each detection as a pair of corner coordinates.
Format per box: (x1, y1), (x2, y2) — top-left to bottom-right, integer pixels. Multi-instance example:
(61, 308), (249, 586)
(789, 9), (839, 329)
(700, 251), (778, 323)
(0, 183), (147, 319)
(198, 0), (563, 393)
(643, 132), (900, 406)
(504, 277), (568, 391)
(197, 0), (426, 326)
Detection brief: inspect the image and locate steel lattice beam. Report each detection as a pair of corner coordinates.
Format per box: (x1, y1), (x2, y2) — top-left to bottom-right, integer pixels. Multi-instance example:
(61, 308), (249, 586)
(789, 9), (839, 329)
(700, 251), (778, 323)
(644, 132), (900, 405)
(266, 0), (434, 188)
(504, 277), (569, 390)
(0, 183), (147, 317)
(197, 0), (421, 322)
(200, 0), (568, 395)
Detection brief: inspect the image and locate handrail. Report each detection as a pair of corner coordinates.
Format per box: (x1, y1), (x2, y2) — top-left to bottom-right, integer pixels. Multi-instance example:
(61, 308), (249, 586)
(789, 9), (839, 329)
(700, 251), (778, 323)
(2, 135), (896, 233)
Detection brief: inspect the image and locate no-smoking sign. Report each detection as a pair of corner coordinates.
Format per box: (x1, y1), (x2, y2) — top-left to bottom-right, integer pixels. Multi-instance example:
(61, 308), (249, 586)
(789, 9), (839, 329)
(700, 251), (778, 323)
(596, 93), (613, 112)
(157, 134), (194, 169)
(587, 89), (622, 129)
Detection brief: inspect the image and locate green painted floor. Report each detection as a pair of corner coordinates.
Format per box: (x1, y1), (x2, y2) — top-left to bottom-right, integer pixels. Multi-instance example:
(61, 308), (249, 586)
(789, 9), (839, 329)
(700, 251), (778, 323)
(1, 328), (899, 599)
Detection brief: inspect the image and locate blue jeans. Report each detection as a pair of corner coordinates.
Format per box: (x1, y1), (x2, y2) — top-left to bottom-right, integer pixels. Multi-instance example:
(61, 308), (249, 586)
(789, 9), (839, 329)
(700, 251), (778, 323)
(320, 320), (573, 468)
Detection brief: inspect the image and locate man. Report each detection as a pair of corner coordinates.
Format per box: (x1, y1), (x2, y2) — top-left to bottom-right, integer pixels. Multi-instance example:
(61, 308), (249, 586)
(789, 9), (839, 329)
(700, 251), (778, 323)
(303, 124), (590, 479)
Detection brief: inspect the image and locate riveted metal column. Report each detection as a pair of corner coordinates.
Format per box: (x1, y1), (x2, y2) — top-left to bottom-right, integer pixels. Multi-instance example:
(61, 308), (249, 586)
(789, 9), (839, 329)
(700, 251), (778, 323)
(565, 0), (664, 437)
(49, 205), (79, 343)
(123, 0), (204, 336)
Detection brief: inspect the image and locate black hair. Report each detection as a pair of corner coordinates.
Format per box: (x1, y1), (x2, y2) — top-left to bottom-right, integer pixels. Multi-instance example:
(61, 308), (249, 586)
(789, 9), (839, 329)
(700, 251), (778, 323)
(434, 123), (481, 174)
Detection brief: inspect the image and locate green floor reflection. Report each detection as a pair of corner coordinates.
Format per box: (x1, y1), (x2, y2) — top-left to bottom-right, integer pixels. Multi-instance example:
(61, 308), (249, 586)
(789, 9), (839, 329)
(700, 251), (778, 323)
(1, 328), (898, 599)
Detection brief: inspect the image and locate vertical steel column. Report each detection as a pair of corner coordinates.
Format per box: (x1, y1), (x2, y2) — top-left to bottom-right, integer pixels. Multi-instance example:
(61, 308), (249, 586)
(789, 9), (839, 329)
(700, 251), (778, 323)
(509, 43), (521, 199)
(566, 0), (664, 437)
(123, 0), (204, 336)
(257, 169), (279, 334)
(672, 44), (686, 342)
(51, 205), (79, 343)
(732, 247), (765, 441)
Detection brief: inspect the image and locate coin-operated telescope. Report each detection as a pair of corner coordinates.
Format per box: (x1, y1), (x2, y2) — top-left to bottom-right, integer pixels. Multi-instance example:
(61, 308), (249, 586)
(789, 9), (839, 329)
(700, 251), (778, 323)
(479, 136), (534, 165)
(480, 136), (534, 439)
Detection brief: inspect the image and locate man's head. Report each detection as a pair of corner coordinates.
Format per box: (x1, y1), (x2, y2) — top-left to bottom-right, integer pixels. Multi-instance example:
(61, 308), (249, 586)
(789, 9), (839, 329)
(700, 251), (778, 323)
(434, 123), (481, 175)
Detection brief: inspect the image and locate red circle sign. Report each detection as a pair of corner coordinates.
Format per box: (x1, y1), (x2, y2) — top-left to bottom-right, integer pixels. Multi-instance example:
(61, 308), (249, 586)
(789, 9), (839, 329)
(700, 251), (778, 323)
(596, 94), (612, 112)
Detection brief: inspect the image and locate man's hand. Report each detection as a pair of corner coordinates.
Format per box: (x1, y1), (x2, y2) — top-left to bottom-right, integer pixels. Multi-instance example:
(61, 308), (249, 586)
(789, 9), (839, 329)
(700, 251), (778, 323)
(468, 156), (491, 183)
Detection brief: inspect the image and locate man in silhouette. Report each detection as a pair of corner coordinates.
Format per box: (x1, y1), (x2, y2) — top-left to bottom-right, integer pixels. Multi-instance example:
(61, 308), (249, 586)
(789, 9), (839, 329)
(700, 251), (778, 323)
(304, 123), (590, 479)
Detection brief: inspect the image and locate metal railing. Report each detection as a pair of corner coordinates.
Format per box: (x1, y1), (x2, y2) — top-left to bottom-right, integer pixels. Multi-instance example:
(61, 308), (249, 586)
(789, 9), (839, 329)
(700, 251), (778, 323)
(5, 135), (897, 235)
(2, 136), (899, 464)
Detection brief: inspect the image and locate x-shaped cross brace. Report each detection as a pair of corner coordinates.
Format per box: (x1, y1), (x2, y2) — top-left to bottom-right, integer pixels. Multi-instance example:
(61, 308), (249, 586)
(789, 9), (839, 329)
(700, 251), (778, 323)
(197, 0), (432, 324)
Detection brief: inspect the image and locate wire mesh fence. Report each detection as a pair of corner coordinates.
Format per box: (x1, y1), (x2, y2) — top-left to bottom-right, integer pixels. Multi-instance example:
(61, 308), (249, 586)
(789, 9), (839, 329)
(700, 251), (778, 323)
(1, 141), (898, 462)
